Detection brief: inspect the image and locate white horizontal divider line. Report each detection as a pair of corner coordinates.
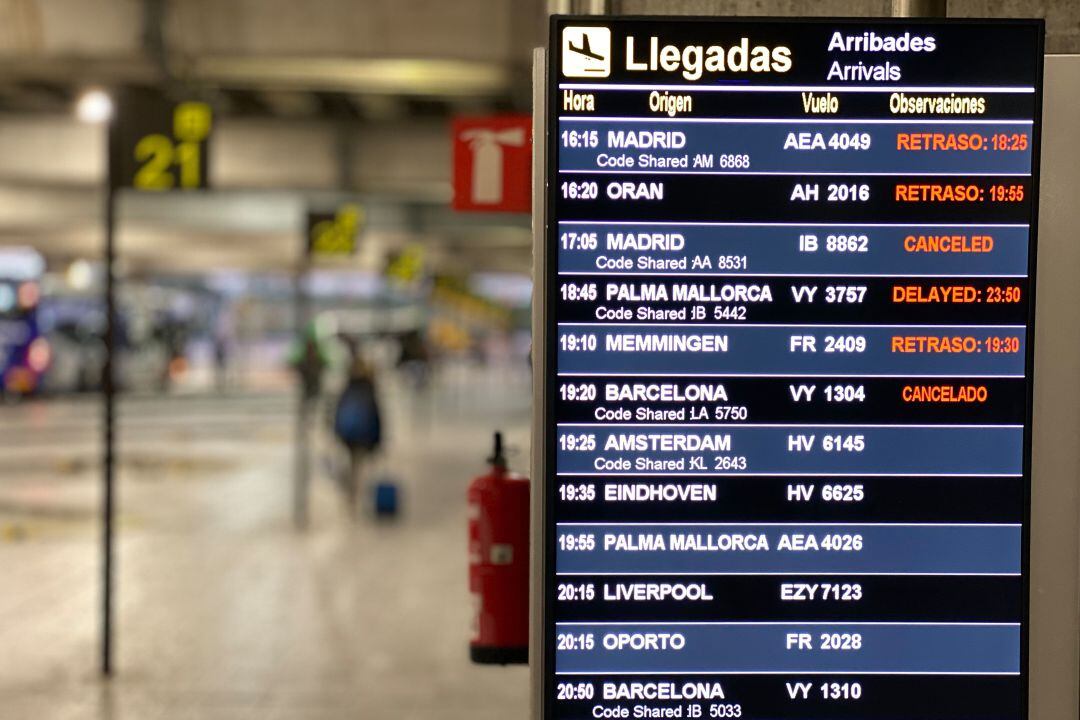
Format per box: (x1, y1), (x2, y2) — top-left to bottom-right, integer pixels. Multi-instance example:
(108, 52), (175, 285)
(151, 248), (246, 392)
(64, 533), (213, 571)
(556, 571), (1021, 577)
(557, 220), (1029, 227)
(556, 472), (1022, 477)
(558, 83), (1035, 93)
(557, 372), (1024, 377)
(554, 671), (1022, 676)
(558, 116), (1034, 125)
(556, 422), (1022, 428)
(559, 321), (1024, 328)
(559, 170), (1031, 177)
(556, 621), (1020, 626)
(557, 272), (1029, 277)
(557, 521), (1021, 527)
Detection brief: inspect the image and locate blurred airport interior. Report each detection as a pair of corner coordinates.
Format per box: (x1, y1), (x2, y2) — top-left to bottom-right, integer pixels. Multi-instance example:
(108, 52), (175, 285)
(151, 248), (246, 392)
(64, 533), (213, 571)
(0, 2), (540, 717)
(0, 0), (1077, 718)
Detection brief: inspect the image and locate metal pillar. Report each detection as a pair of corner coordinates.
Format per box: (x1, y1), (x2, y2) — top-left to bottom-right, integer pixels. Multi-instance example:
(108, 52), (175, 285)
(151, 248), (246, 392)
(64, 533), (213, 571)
(293, 255), (311, 530)
(891, 0), (947, 17)
(548, 0), (610, 15)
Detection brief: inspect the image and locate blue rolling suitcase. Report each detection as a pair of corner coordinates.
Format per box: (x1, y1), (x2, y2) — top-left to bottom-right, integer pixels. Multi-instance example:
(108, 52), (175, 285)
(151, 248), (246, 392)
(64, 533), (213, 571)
(373, 479), (399, 518)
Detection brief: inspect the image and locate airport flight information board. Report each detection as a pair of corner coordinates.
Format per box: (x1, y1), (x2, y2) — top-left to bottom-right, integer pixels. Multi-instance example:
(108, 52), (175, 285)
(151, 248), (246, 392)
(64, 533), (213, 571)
(540, 17), (1043, 720)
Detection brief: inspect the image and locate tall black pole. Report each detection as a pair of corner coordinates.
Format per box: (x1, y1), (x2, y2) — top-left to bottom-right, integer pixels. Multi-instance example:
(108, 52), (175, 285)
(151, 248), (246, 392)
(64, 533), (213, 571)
(293, 249), (311, 529)
(102, 120), (117, 677)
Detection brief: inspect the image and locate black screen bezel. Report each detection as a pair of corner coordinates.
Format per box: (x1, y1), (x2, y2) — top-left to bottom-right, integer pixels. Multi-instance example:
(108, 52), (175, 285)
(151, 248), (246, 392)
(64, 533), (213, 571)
(539, 15), (1045, 719)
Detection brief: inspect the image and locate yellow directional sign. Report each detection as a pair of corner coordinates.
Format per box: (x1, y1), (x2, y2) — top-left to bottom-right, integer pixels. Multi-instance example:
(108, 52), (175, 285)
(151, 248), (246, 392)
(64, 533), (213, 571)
(307, 204), (364, 257)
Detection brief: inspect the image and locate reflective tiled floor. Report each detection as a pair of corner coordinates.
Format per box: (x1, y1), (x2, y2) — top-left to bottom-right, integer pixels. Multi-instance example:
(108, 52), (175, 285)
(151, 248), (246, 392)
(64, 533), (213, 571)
(0, 363), (531, 718)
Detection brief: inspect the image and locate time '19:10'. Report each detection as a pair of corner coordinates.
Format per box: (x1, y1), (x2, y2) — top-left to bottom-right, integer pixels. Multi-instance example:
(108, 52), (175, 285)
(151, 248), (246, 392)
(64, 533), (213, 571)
(560, 333), (597, 352)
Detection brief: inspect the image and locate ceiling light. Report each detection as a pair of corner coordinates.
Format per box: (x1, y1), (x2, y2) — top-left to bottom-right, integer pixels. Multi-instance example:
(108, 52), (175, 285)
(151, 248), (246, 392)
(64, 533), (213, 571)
(75, 89), (113, 124)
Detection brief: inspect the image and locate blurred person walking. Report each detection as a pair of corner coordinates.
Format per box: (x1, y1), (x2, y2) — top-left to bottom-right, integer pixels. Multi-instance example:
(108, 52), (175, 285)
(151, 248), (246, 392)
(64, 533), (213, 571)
(212, 308), (234, 393)
(396, 328), (432, 389)
(333, 337), (383, 514)
(289, 322), (330, 401)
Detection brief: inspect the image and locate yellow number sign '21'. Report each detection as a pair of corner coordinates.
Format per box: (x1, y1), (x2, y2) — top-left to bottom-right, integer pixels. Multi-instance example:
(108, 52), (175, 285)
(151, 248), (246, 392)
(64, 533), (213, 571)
(133, 101), (212, 191)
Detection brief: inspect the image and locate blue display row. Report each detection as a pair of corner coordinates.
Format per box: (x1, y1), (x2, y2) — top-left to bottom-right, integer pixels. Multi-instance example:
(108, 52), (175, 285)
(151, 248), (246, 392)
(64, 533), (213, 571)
(557, 325), (1025, 376)
(554, 622), (1020, 675)
(556, 223), (1029, 277)
(559, 120), (1033, 174)
(555, 523), (1020, 575)
(556, 424), (1022, 476)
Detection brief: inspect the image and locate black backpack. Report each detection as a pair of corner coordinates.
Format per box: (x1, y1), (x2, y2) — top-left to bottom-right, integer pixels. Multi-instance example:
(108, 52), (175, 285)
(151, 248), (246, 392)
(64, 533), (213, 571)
(333, 377), (381, 451)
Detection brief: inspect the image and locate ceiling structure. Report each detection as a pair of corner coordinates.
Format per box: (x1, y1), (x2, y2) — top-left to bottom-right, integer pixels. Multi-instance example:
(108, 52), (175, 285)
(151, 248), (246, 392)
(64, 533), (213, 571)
(0, 0), (547, 274)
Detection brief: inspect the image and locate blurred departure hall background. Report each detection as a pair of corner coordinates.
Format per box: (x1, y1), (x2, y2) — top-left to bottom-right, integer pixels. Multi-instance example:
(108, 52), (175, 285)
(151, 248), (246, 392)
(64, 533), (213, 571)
(0, 1), (1076, 719)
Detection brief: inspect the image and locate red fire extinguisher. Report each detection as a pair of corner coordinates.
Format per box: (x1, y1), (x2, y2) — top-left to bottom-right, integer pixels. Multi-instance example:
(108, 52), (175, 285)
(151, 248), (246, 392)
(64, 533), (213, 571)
(468, 431), (529, 664)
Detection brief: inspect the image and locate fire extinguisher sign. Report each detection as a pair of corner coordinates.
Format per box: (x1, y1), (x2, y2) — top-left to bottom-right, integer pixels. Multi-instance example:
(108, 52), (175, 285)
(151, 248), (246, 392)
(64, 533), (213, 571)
(452, 115), (532, 213)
